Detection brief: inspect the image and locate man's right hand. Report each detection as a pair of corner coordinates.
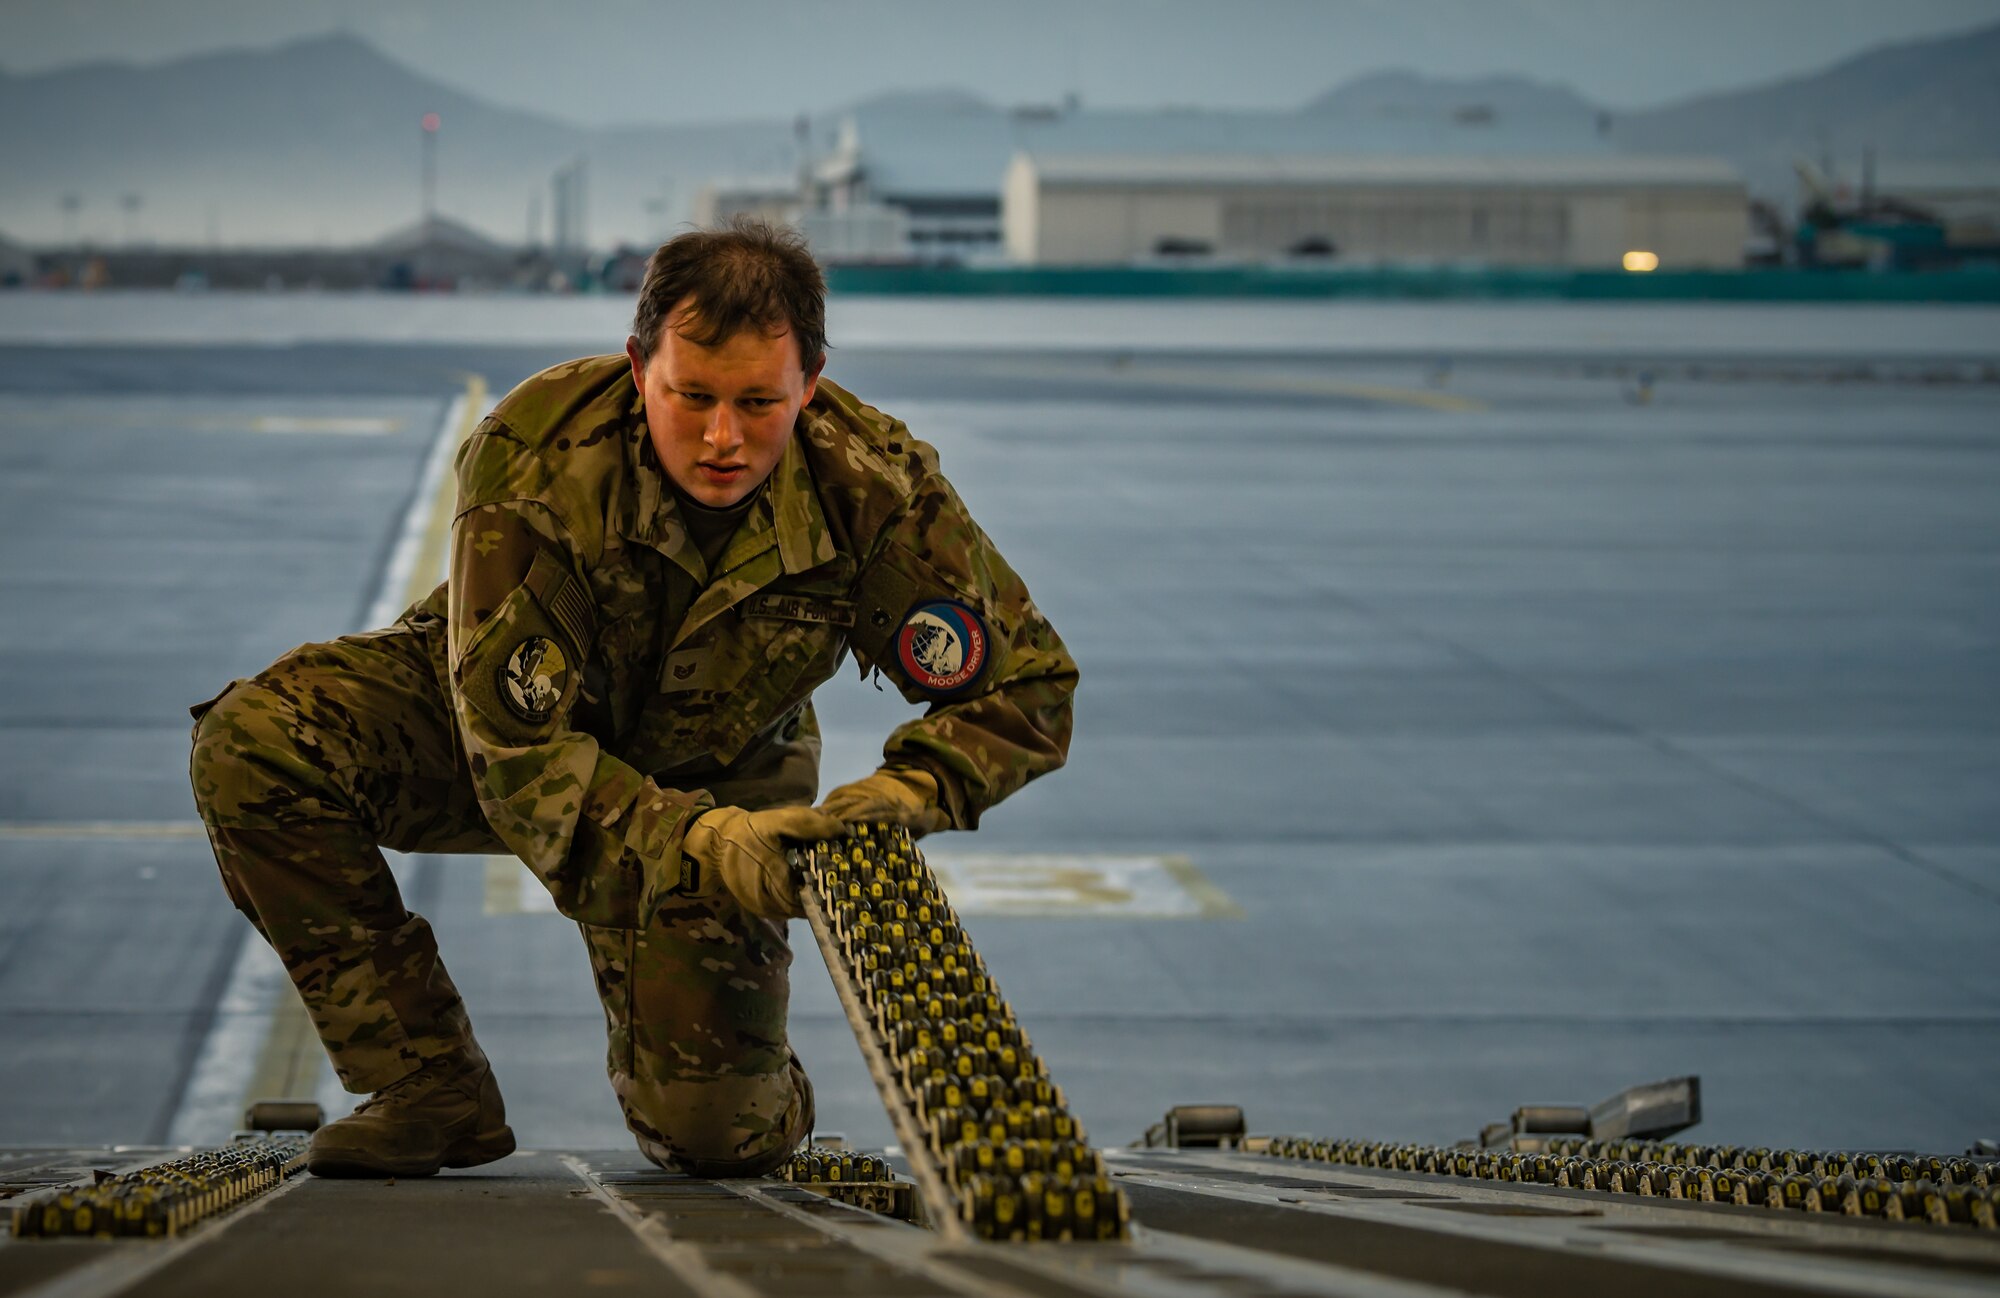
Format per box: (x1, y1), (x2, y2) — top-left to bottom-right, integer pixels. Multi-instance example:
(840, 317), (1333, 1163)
(679, 805), (845, 920)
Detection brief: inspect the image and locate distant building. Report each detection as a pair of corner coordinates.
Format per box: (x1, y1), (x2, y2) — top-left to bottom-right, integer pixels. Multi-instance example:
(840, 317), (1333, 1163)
(692, 177), (801, 232)
(692, 116), (996, 262)
(372, 214), (515, 287)
(551, 158), (589, 254)
(373, 214), (508, 258)
(1851, 160), (2000, 243)
(1003, 154), (1747, 268)
(0, 232), (33, 285)
(690, 95), (1747, 268)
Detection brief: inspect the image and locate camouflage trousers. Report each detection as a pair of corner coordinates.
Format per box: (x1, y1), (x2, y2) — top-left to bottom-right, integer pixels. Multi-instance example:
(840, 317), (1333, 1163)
(188, 613), (814, 1176)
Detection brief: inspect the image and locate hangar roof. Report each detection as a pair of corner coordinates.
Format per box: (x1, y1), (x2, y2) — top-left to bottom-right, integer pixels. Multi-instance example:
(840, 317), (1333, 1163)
(1013, 152), (1744, 190)
(831, 99), (1623, 199)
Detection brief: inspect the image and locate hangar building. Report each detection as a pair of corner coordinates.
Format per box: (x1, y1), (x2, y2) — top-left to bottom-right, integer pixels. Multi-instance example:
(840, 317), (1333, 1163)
(695, 88), (1747, 268)
(1002, 153), (1747, 268)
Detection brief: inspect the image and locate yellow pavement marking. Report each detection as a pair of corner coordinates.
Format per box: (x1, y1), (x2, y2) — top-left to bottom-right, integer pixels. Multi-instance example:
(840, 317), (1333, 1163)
(0, 821), (205, 839)
(981, 357), (1487, 413)
(411, 374), (487, 598)
(235, 373), (487, 1122)
(246, 981), (329, 1105)
(1162, 856), (1248, 919)
(483, 854), (553, 915)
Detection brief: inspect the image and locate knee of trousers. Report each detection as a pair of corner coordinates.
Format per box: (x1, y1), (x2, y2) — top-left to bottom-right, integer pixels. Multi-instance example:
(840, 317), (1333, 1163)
(189, 675), (358, 831)
(190, 675), (361, 913)
(624, 1058), (813, 1178)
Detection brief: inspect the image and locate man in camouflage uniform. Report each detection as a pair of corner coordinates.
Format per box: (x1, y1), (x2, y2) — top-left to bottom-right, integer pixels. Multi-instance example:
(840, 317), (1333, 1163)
(188, 221), (1076, 1178)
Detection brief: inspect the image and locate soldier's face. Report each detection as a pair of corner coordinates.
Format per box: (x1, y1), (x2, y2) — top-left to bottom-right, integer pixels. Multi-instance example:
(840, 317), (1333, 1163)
(626, 305), (821, 508)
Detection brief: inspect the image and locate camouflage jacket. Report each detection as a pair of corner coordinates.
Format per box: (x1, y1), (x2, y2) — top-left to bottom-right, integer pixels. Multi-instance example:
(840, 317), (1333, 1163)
(419, 355), (1075, 928)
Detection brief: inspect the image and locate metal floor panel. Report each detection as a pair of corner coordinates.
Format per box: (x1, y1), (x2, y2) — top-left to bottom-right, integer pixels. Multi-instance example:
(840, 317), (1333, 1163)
(1106, 1149), (2000, 1297)
(34, 1153), (694, 1298)
(9, 1147), (2000, 1297)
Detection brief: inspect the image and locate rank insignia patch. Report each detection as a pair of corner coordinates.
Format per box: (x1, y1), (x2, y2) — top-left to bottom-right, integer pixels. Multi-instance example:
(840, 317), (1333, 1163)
(896, 600), (988, 695)
(498, 636), (569, 722)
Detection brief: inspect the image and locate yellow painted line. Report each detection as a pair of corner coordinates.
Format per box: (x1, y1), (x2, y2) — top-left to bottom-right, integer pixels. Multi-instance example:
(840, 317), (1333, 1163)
(1162, 855), (1246, 919)
(0, 821), (205, 839)
(406, 374), (486, 604)
(982, 357), (1487, 413)
(483, 854), (553, 915)
(1289, 377), (1487, 413)
(246, 981), (329, 1106)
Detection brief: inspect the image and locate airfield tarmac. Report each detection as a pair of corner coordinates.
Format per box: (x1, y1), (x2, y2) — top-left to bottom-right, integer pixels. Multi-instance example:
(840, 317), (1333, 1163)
(1, 296), (1995, 1162)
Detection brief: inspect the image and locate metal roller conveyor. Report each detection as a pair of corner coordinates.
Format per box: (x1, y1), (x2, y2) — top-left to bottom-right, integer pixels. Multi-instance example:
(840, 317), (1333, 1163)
(795, 823), (1131, 1242)
(6, 1136), (310, 1239)
(1258, 1134), (2000, 1228)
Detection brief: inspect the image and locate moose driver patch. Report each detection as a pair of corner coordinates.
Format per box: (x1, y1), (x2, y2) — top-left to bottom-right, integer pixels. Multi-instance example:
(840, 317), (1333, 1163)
(895, 599), (989, 696)
(497, 635), (570, 723)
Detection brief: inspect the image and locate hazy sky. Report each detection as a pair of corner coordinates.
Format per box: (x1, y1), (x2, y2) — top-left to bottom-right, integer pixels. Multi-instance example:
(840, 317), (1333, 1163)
(5, 0), (1998, 123)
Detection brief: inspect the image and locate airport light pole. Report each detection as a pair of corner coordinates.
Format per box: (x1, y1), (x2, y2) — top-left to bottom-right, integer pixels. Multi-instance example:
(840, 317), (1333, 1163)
(421, 112), (441, 230)
(420, 112), (440, 288)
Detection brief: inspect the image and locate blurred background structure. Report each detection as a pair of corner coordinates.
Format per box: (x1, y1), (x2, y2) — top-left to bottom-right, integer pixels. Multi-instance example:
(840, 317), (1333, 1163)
(3, 1), (2000, 289)
(1, 1), (1997, 1172)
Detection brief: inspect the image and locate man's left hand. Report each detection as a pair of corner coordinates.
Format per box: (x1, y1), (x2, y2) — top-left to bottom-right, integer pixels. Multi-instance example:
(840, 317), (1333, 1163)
(818, 767), (951, 838)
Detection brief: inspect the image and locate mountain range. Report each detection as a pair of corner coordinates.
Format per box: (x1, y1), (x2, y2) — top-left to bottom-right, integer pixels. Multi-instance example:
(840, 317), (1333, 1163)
(3, 21), (1995, 248)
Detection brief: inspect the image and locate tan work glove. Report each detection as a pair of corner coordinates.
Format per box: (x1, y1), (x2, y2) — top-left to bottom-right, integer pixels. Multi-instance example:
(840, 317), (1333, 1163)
(818, 767), (952, 838)
(680, 805), (845, 920)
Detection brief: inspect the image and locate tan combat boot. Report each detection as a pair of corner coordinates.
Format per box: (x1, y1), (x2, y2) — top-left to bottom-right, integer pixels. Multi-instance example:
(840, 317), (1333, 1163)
(308, 1052), (515, 1178)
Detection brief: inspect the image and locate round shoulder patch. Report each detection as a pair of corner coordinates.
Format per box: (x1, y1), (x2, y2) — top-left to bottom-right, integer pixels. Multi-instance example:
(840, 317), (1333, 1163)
(497, 636), (570, 723)
(895, 599), (988, 696)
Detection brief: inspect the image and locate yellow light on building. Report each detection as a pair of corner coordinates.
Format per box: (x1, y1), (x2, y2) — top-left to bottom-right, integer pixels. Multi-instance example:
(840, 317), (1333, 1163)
(1622, 250), (1660, 273)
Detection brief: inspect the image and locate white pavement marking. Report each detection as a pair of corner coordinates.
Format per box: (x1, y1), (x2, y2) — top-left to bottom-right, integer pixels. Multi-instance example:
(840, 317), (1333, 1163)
(248, 414), (400, 435)
(166, 378), (482, 1147)
(0, 405), (404, 436)
(482, 849), (1240, 920)
(928, 853), (1242, 918)
(975, 356), (1489, 412)
(164, 940), (296, 1146)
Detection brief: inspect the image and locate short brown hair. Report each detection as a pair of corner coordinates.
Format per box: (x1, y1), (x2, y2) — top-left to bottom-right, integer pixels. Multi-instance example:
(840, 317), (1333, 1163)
(631, 217), (827, 373)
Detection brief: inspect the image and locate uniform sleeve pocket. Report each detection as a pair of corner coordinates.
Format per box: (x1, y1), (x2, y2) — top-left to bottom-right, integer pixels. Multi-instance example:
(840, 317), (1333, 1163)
(454, 575), (586, 741)
(851, 540), (997, 699)
(852, 541), (962, 665)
